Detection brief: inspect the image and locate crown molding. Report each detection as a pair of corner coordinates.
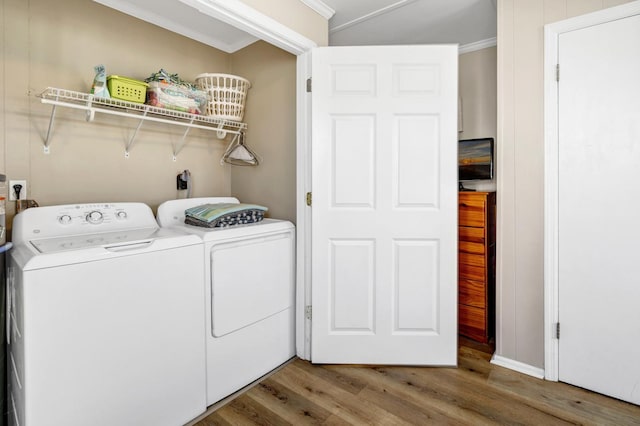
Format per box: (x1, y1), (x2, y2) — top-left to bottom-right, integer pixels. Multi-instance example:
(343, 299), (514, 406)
(300, 0), (335, 20)
(94, 0), (317, 55)
(180, 0), (317, 55)
(459, 37), (497, 54)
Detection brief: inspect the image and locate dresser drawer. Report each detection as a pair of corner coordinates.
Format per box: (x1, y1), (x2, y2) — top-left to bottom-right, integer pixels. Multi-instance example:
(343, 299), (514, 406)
(459, 279), (486, 308)
(459, 198), (486, 228)
(459, 239), (485, 255)
(459, 262), (486, 283)
(458, 304), (488, 343)
(459, 226), (485, 244)
(459, 252), (485, 268)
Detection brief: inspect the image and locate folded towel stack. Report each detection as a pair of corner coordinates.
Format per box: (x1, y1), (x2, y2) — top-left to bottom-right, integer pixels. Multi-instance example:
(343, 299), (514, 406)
(184, 203), (267, 228)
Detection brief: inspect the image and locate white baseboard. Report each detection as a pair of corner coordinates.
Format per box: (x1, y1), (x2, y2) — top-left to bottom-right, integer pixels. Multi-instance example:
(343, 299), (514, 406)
(490, 354), (545, 379)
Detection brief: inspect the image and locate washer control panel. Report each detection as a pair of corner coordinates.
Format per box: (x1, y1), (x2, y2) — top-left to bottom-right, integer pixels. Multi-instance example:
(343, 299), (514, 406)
(85, 210), (104, 225)
(55, 204), (128, 227)
(12, 202), (159, 244)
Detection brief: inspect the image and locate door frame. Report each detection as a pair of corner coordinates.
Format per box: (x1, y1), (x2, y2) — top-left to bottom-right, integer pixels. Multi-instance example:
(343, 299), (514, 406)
(296, 51), (313, 360)
(543, 0), (640, 381)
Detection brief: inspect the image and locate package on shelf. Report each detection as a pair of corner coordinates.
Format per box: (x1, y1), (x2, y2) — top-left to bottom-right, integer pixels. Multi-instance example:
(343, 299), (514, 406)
(146, 81), (208, 115)
(107, 75), (148, 104)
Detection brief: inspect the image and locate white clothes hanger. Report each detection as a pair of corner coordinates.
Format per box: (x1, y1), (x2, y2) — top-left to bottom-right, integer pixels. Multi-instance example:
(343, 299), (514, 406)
(221, 132), (260, 166)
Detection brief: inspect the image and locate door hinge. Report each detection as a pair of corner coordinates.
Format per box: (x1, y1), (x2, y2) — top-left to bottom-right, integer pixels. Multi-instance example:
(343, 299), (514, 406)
(306, 192), (312, 206)
(556, 322), (560, 339)
(306, 78), (312, 92)
(305, 305), (312, 320)
(556, 64), (560, 82)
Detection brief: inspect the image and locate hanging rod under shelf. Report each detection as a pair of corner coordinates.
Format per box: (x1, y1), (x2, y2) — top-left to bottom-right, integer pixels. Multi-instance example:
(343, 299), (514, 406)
(37, 87), (247, 157)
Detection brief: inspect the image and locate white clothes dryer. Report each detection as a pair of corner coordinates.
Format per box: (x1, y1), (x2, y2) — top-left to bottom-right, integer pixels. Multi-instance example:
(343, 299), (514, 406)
(156, 197), (295, 405)
(7, 203), (206, 426)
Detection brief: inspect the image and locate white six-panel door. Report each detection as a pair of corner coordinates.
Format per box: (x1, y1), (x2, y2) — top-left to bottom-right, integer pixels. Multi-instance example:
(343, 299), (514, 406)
(310, 46), (458, 365)
(556, 12), (640, 405)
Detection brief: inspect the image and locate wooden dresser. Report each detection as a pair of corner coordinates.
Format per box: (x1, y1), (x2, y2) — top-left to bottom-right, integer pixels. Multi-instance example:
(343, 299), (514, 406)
(458, 191), (496, 344)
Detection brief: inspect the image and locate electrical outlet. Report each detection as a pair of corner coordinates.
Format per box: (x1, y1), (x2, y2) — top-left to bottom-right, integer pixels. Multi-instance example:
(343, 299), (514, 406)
(9, 180), (27, 201)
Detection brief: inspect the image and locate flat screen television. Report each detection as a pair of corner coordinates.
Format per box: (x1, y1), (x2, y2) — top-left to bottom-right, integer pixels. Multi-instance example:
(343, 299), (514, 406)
(458, 137), (494, 182)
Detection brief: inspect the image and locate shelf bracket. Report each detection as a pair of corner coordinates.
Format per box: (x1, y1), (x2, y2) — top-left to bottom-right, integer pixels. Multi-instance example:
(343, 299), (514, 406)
(124, 109), (149, 158)
(216, 123), (227, 139)
(85, 94), (95, 122)
(43, 104), (58, 154)
(172, 117), (195, 161)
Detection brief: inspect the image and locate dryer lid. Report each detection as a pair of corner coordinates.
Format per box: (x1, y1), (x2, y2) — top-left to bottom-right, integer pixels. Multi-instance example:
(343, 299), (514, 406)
(157, 197), (239, 227)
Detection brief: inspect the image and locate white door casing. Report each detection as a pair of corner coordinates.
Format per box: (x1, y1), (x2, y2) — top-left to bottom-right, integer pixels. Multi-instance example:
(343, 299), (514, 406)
(310, 46), (458, 365)
(544, 2), (640, 404)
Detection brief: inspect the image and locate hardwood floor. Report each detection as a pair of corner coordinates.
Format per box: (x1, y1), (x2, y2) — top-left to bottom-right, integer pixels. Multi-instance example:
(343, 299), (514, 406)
(193, 345), (640, 425)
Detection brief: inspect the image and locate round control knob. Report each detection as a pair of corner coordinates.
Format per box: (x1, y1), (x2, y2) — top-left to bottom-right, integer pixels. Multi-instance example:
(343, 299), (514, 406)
(58, 214), (72, 225)
(115, 211), (127, 220)
(86, 210), (104, 224)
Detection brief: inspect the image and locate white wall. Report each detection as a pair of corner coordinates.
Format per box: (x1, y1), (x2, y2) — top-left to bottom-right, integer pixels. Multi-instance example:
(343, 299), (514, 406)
(496, 0), (632, 369)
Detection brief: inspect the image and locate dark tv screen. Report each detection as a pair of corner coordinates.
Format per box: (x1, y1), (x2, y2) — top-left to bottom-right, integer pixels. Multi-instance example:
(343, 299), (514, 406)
(459, 138), (494, 181)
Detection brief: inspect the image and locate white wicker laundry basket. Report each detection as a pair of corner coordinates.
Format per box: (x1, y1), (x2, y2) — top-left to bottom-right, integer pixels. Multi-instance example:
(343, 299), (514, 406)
(195, 73), (251, 121)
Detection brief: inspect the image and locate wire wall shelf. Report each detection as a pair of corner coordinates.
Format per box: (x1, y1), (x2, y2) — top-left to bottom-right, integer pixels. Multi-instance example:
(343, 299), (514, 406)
(38, 87), (248, 160)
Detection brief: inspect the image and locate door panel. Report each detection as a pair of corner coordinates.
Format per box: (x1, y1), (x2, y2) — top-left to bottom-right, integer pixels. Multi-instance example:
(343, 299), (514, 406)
(558, 13), (640, 405)
(311, 46), (458, 365)
(330, 239), (375, 331)
(394, 115), (440, 206)
(331, 116), (375, 207)
(394, 240), (439, 331)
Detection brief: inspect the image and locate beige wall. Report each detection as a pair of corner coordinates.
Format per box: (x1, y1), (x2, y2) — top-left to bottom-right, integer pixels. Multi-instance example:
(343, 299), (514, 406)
(0, 0), (318, 231)
(1, 0), (234, 226)
(458, 46), (497, 191)
(459, 47), (497, 141)
(230, 41), (297, 223)
(496, 0), (631, 368)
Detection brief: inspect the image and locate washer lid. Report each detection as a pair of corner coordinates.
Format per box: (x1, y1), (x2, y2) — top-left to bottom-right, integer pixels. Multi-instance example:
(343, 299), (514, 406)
(30, 227), (159, 253)
(13, 227), (202, 271)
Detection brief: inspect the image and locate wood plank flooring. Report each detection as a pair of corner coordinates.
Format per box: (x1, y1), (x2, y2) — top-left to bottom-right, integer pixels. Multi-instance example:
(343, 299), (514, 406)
(193, 345), (640, 425)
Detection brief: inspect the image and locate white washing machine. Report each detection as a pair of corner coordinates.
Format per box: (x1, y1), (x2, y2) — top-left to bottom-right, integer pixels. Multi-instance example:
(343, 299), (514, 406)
(7, 203), (206, 426)
(156, 197), (295, 406)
